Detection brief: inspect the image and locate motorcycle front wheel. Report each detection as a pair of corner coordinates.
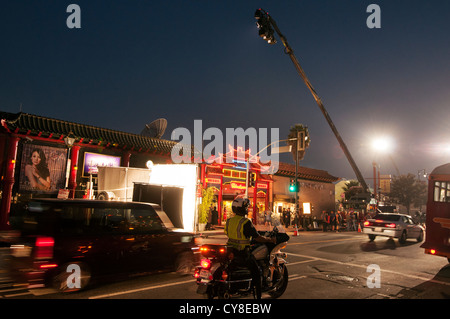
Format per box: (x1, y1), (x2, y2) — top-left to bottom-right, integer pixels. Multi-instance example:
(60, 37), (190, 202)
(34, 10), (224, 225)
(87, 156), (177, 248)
(268, 264), (288, 298)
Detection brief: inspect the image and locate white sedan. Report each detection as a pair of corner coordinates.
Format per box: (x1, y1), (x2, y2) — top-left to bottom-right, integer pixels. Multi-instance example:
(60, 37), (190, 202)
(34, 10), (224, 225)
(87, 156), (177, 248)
(363, 213), (425, 244)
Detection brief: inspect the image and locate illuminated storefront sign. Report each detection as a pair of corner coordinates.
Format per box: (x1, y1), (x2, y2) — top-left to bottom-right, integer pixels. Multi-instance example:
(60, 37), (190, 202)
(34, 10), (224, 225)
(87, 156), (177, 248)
(83, 152), (121, 177)
(230, 181), (246, 190)
(206, 177), (221, 184)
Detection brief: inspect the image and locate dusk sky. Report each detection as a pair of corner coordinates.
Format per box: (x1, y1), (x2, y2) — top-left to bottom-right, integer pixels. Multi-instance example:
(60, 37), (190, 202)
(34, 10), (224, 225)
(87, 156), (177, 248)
(1, 1), (450, 185)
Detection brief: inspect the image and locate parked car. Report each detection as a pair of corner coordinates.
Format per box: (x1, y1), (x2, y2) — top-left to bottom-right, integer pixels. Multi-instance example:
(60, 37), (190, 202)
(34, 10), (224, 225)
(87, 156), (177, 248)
(9, 198), (198, 292)
(363, 213), (425, 244)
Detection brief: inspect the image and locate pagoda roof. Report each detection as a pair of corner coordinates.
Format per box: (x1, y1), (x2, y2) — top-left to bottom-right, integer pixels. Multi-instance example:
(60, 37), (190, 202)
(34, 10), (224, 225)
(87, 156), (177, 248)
(0, 112), (186, 156)
(275, 162), (339, 183)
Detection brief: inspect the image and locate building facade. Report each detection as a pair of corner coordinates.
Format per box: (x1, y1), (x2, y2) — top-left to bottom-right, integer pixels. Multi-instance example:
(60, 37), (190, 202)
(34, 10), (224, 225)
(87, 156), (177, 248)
(0, 112), (340, 231)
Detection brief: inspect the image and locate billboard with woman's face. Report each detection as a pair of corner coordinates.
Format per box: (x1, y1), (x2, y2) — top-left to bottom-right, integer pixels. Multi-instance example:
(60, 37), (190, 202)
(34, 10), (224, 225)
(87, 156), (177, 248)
(19, 144), (68, 193)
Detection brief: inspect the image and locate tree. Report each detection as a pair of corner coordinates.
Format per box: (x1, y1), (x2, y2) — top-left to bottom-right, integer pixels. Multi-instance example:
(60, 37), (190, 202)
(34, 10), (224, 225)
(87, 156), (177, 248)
(389, 174), (427, 214)
(199, 187), (215, 224)
(342, 180), (361, 200)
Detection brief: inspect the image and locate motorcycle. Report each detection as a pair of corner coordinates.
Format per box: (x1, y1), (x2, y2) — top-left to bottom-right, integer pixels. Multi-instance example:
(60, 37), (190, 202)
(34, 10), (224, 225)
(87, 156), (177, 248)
(194, 226), (289, 299)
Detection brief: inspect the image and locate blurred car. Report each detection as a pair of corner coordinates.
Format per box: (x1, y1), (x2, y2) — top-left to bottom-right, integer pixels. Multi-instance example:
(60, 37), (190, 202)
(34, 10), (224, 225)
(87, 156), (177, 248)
(9, 198), (198, 292)
(363, 213), (425, 244)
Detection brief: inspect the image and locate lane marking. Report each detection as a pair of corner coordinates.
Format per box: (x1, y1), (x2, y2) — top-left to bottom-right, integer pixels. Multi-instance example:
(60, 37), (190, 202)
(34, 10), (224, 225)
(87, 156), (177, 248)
(286, 252), (450, 287)
(286, 259), (316, 266)
(89, 279), (193, 299)
(289, 237), (362, 245)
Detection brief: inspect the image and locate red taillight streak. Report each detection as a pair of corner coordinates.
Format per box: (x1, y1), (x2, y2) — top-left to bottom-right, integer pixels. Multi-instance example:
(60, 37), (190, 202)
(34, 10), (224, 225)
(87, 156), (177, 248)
(36, 237), (54, 247)
(35, 236), (54, 259)
(39, 263), (58, 269)
(385, 223), (397, 228)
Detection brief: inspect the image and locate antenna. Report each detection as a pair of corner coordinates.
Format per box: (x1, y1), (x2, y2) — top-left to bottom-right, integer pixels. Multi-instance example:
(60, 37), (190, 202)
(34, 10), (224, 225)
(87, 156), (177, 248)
(140, 118), (167, 139)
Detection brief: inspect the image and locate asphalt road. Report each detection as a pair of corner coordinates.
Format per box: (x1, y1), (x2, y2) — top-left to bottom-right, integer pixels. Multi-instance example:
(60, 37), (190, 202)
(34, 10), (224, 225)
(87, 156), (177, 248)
(1, 230), (449, 300)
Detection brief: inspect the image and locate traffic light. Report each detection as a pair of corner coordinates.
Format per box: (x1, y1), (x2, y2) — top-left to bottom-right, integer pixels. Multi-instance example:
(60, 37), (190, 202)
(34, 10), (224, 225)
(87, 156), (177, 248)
(289, 179), (298, 192)
(254, 8), (277, 44)
(297, 130), (305, 151)
(249, 172), (256, 187)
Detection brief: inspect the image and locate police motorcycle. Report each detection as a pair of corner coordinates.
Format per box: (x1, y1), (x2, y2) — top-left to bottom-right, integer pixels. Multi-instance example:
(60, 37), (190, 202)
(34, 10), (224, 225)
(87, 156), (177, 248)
(194, 226), (289, 299)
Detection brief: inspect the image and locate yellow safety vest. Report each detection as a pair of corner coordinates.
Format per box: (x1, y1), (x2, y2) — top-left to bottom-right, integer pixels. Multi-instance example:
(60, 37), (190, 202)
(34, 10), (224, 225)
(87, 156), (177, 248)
(225, 215), (251, 251)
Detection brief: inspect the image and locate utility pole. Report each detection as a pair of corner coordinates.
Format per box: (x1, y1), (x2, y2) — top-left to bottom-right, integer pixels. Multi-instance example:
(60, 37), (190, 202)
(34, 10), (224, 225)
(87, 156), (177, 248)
(254, 9), (370, 194)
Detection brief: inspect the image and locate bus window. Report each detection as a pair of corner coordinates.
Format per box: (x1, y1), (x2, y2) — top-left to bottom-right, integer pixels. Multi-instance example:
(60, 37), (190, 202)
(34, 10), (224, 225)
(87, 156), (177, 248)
(433, 181), (450, 202)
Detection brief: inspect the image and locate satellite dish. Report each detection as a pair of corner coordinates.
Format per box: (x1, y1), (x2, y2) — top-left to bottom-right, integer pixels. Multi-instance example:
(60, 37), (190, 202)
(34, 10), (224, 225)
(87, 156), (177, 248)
(140, 118), (167, 138)
(98, 191), (115, 201)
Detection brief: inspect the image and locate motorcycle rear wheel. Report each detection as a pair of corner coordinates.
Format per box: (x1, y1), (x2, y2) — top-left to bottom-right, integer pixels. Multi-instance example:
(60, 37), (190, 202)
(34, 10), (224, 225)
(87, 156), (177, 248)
(268, 264), (288, 298)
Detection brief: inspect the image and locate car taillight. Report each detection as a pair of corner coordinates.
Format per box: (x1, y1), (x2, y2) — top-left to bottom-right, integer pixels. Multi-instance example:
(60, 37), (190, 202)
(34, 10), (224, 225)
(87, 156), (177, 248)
(363, 221), (371, 227)
(35, 236), (54, 259)
(385, 223), (396, 228)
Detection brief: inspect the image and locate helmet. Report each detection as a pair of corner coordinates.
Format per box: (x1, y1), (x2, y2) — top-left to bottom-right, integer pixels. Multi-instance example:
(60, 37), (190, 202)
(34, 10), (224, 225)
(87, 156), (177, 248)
(232, 198), (250, 216)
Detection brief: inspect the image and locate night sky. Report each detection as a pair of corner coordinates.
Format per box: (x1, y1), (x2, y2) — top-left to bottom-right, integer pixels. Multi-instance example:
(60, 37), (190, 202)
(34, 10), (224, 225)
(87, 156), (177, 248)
(1, 1), (450, 185)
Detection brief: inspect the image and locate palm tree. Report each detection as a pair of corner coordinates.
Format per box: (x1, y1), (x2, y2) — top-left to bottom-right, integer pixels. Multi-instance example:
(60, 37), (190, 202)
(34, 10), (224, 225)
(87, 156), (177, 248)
(341, 180), (361, 200)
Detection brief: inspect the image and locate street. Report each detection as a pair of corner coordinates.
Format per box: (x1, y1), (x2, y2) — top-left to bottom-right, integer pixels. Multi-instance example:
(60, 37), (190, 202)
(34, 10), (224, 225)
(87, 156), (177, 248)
(1, 229), (449, 300)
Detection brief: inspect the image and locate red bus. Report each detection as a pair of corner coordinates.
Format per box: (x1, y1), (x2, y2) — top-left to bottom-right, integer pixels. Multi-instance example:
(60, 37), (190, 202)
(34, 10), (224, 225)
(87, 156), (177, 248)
(421, 163), (450, 263)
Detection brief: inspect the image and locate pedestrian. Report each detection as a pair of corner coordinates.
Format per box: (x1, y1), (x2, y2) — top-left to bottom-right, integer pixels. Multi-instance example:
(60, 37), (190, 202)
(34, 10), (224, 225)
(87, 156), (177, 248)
(282, 208), (287, 228)
(330, 211), (337, 231)
(336, 212), (343, 232)
(322, 211), (329, 232)
(285, 208), (291, 228)
(265, 210), (272, 227)
(211, 206), (219, 228)
(351, 212), (357, 231)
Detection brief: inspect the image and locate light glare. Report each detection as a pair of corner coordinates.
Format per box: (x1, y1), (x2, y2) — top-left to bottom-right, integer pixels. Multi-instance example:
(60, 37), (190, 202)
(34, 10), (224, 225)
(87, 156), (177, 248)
(371, 136), (394, 153)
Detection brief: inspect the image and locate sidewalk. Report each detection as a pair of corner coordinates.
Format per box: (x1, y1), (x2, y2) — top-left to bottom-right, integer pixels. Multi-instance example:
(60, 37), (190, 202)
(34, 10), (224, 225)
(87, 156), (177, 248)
(196, 224), (365, 239)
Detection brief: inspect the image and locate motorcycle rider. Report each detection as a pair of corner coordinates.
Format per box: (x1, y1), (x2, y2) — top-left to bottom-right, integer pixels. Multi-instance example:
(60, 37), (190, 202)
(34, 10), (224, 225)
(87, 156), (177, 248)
(224, 197), (276, 299)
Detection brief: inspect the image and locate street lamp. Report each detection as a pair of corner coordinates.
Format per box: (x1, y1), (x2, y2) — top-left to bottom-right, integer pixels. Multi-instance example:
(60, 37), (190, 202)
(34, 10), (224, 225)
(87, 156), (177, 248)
(417, 169), (427, 181)
(371, 136), (394, 154)
(371, 136), (400, 176)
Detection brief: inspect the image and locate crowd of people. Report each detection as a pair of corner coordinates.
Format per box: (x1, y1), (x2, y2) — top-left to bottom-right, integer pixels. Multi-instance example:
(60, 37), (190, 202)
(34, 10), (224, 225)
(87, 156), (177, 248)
(205, 204), (368, 233)
(320, 210), (372, 232)
(262, 208), (366, 232)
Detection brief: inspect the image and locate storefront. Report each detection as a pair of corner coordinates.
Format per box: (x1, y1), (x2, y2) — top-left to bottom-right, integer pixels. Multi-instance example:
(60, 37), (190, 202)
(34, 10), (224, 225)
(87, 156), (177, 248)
(0, 111), (177, 230)
(0, 112), (340, 231)
(201, 147), (273, 226)
(272, 162), (339, 226)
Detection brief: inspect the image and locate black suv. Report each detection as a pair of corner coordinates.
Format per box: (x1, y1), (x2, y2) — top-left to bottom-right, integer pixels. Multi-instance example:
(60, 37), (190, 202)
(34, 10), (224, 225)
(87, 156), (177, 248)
(9, 199), (198, 292)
